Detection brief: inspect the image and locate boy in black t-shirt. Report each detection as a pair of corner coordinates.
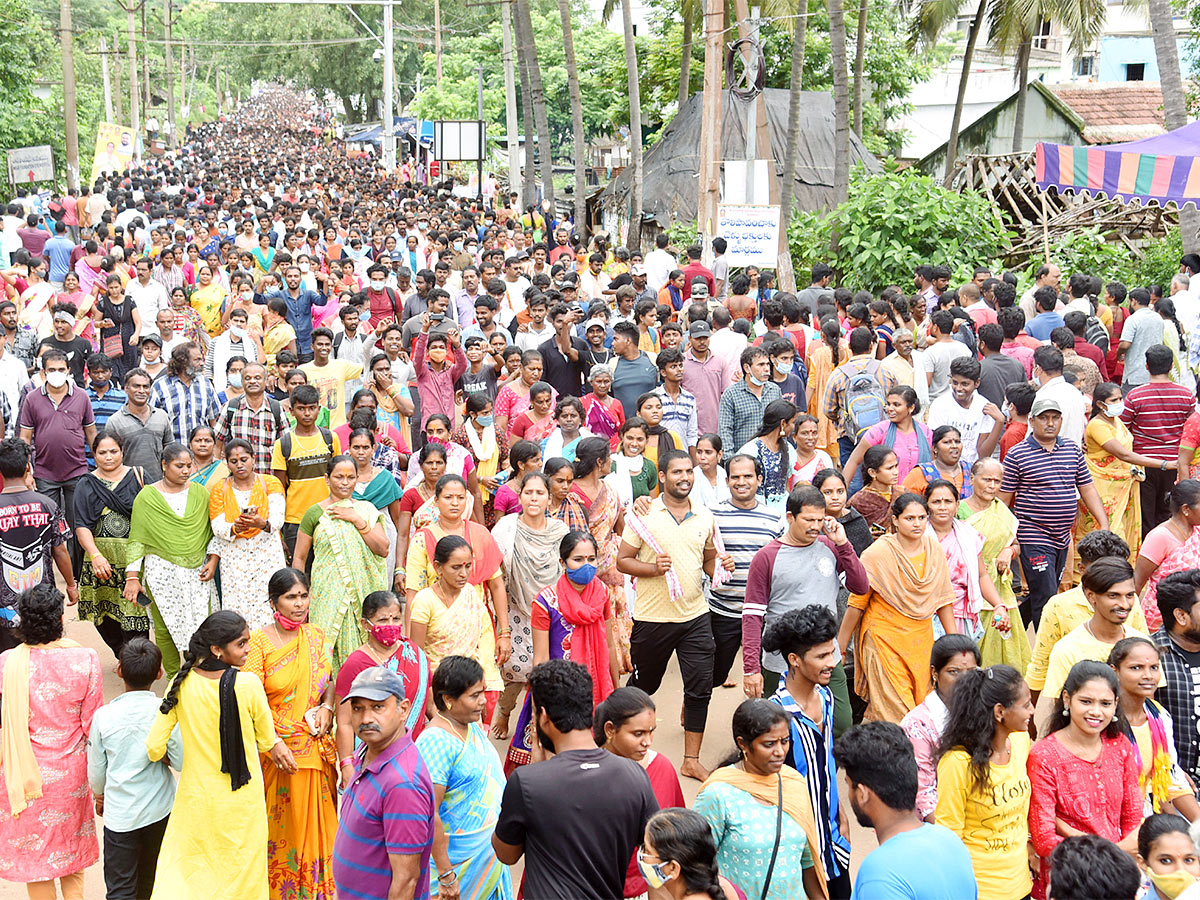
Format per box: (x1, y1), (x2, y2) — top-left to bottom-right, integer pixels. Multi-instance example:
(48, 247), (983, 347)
(38, 304), (93, 385)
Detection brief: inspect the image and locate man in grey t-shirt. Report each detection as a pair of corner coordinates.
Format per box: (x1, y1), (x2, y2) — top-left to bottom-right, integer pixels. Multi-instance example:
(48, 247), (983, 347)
(1117, 287), (1165, 390)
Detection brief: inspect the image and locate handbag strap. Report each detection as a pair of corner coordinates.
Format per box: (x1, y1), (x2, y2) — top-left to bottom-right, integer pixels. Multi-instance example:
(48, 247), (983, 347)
(760, 773), (785, 900)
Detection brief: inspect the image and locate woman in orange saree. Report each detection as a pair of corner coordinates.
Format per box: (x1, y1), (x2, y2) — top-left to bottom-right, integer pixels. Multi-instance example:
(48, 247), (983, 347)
(244, 568), (339, 900)
(836, 492), (957, 723)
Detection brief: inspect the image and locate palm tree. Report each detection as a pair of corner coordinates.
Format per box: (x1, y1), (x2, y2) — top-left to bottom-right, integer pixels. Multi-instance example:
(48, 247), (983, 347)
(515, 0), (556, 208)
(829, 0), (851, 205)
(602, 0), (644, 249)
(677, 0), (702, 106)
(779, 0), (809, 234)
(1147, 0), (1199, 251)
(557, 0), (588, 236)
(513, 2), (537, 206)
(853, 0), (868, 137)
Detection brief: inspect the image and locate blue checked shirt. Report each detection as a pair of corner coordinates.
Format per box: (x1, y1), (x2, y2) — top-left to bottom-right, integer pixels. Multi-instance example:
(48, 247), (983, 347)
(717, 380), (781, 463)
(654, 385), (699, 449)
(150, 374), (219, 444)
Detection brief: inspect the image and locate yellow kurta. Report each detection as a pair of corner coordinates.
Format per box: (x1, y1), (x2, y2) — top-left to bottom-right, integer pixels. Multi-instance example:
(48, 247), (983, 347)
(147, 670), (278, 900)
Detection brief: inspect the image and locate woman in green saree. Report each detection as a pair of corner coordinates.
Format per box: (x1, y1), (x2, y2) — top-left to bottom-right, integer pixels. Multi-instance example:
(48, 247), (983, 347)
(292, 455), (391, 671)
(123, 442), (218, 677)
(74, 431), (148, 656)
(346, 426), (404, 591)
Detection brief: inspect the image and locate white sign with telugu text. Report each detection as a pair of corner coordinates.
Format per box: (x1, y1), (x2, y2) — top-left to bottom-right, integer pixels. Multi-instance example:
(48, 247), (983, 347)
(717, 204), (780, 266)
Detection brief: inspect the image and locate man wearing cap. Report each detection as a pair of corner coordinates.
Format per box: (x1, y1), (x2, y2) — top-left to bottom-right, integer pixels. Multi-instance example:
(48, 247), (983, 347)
(333, 667), (435, 900)
(682, 319), (735, 437)
(631, 265), (656, 306)
(1000, 395), (1109, 626)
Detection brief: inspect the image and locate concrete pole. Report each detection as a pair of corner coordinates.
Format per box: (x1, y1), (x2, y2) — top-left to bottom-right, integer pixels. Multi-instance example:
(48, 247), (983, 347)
(127, 6), (139, 139)
(696, 0), (722, 249)
(434, 0), (443, 87)
(113, 32), (123, 125)
(101, 36), (114, 123)
(382, 0), (396, 170)
(500, 0), (521, 200)
(164, 0), (175, 147)
(60, 0), (80, 189)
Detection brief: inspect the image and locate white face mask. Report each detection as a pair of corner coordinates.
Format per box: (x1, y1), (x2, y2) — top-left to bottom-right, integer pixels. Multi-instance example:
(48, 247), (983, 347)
(370, 279), (386, 292)
(299, 262), (310, 272)
(453, 240), (464, 251)
(228, 372), (243, 388)
(240, 289), (253, 301)
(45, 370), (69, 388)
(231, 327), (247, 340)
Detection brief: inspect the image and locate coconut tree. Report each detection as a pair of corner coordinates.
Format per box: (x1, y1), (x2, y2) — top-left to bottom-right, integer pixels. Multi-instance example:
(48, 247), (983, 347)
(829, 0), (851, 205)
(779, 0), (809, 231)
(602, 0), (645, 249)
(1146, 0), (1198, 250)
(514, 0), (555, 208)
(557, 0), (587, 235)
(853, 0), (869, 137)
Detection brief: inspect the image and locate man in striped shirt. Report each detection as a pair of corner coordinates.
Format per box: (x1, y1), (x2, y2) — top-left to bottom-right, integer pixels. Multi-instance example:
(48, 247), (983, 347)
(1000, 396), (1109, 627)
(742, 483), (868, 738)
(707, 454), (785, 690)
(1122, 343), (1193, 537)
(333, 667), (435, 900)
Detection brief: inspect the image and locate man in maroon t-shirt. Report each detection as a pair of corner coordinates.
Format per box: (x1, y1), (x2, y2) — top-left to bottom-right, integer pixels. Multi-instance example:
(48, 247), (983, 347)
(680, 245), (715, 304)
(1062, 310), (1109, 379)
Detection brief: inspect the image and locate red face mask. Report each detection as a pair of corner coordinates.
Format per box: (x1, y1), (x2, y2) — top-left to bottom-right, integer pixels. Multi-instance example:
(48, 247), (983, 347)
(371, 624), (404, 646)
(274, 611), (303, 631)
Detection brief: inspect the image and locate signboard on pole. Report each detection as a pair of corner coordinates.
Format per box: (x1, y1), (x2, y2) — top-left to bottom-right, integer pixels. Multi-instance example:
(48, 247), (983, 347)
(717, 204), (781, 266)
(6, 146), (54, 185)
(432, 121), (485, 161)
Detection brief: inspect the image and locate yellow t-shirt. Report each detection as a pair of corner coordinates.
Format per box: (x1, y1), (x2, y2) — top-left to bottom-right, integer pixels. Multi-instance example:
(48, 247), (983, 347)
(409, 585), (502, 690)
(270, 429), (342, 523)
(935, 731), (1033, 900)
(299, 359), (363, 428)
(1026, 586), (1149, 690)
(622, 498), (714, 623)
(1042, 620), (1156, 702)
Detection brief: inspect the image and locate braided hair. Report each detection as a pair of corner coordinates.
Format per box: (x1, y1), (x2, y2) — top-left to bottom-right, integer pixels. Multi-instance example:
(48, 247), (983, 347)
(160, 610), (249, 714)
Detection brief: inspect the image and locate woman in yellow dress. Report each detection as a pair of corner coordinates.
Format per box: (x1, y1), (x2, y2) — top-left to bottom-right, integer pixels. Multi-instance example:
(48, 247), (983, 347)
(836, 491), (956, 723)
(243, 568), (338, 900)
(148, 610), (297, 900)
(1078, 383), (1164, 573)
(189, 264), (228, 337)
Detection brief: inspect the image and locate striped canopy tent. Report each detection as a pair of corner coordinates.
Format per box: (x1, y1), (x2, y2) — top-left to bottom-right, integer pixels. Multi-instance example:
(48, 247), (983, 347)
(1035, 120), (1200, 209)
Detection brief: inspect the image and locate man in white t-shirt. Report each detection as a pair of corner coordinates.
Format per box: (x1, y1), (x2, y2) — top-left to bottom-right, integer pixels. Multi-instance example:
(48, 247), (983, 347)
(926, 355), (1005, 466)
(922, 310), (971, 408)
(124, 257), (170, 336)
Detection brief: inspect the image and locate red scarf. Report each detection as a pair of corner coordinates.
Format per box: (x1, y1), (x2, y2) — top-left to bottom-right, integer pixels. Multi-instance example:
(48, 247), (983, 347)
(552, 573), (614, 706)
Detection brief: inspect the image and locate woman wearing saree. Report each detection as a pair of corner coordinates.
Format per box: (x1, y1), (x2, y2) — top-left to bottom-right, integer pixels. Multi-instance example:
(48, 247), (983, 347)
(124, 442), (218, 679)
(243, 568), (338, 900)
(1079, 383), (1154, 568)
(396, 443), (448, 594)
(451, 394), (508, 528)
(188, 265), (227, 338)
(207, 440), (286, 632)
(416, 656), (514, 900)
(581, 365), (626, 452)
(346, 427), (404, 589)
(806, 319), (849, 458)
(571, 437), (630, 673)
(545, 457), (590, 534)
(404, 475), (507, 622)
(75, 432), (149, 656)
(505, 531), (619, 771)
(506, 381), (556, 447)
(251, 232), (276, 287)
(493, 350), (544, 438)
(490, 472), (570, 740)
(836, 492), (957, 724)
(291, 455), (390, 670)
(188, 425), (229, 489)
(404, 416), (484, 522)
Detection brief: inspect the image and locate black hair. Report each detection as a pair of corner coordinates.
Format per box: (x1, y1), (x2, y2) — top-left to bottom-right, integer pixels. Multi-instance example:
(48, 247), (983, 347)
(1047, 835), (1140, 900)
(418, 442), (449, 467)
(785, 484), (826, 517)
(931, 633), (981, 671)
(1047, 660), (1122, 738)
(433, 534), (472, 566)
(431, 655), (486, 711)
(160, 610), (249, 714)
(643, 808), (727, 900)
(559, 529), (598, 561)
(507, 439), (541, 479)
(434, 474), (468, 497)
(290, 384), (320, 407)
(886, 385), (921, 416)
(573, 436), (611, 478)
(931, 425), (962, 448)
(949, 355), (981, 382)
(1080, 556), (1134, 595)
(223, 438), (255, 461)
(1170, 479), (1200, 514)
(267, 567), (309, 606)
(1076, 530), (1131, 565)
(762, 606), (838, 666)
(1157, 569), (1200, 634)
(347, 427), (376, 450)
(1137, 812), (1191, 861)
(362, 590), (402, 620)
(118, 637), (162, 689)
(0, 437), (31, 478)
(938, 664), (1026, 794)
(753, 399), (797, 480)
(1146, 343), (1175, 377)
(812, 468), (847, 493)
(593, 685), (656, 746)
(161, 441), (192, 467)
(924, 478), (960, 503)
(724, 698), (790, 767)
(528, 658), (594, 734)
(696, 433), (723, 455)
(861, 445), (897, 487)
(658, 448), (692, 475)
(326, 453), (356, 476)
(834, 721), (919, 812)
(18, 584), (65, 645)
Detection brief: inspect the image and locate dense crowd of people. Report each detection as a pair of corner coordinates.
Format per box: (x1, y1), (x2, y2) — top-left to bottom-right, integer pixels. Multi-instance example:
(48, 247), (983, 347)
(8, 87), (1200, 900)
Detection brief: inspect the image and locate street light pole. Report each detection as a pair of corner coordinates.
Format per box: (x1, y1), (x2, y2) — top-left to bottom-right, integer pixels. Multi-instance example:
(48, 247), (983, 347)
(60, 0), (80, 189)
(382, 0), (395, 170)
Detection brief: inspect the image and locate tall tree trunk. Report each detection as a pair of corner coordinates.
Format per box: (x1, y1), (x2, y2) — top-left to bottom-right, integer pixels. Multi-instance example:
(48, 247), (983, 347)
(852, 0), (867, 137)
(514, 2), (537, 206)
(1148, 0), (1199, 252)
(942, 0), (987, 184)
(678, 10), (693, 107)
(620, 0), (644, 250)
(1011, 37), (1031, 152)
(515, 0), (556, 208)
(558, 0), (587, 236)
(779, 0), (808, 225)
(828, 0), (850, 208)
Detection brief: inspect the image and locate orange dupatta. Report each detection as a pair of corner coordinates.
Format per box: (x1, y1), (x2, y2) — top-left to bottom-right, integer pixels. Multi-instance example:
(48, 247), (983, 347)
(209, 474), (284, 539)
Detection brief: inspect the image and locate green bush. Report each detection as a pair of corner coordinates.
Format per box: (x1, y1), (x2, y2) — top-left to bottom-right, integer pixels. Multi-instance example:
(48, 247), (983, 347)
(787, 165), (1012, 293)
(1038, 227), (1182, 291)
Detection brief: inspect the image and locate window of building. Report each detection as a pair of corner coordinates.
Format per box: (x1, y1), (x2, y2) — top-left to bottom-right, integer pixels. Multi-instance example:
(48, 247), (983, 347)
(1075, 55), (1095, 77)
(1126, 62), (1146, 81)
(1032, 18), (1052, 49)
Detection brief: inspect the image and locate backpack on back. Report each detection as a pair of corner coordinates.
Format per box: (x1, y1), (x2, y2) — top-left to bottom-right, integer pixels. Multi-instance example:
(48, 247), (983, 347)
(843, 359), (887, 441)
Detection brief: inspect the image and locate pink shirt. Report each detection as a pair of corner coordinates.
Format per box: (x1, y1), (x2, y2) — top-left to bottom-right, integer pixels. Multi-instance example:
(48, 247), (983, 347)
(901, 692), (948, 819)
(1002, 340), (1036, 378)
(861, 419), (934, 483)
(1140, 521), (1188, 568)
